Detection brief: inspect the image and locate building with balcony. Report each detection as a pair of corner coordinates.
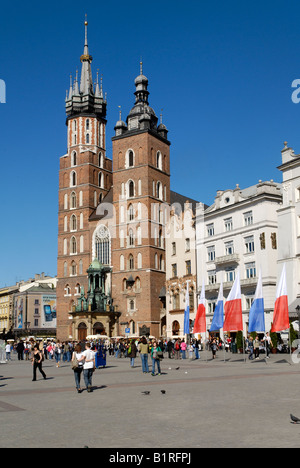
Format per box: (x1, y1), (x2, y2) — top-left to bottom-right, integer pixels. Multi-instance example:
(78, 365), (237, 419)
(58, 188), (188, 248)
(277, 142), (300, 320)
(196, 180), (282, 338)
(165, 200), (199, 338)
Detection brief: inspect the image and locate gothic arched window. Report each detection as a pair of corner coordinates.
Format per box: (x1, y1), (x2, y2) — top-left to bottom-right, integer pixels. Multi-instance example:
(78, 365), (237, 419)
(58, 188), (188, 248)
(70, 214), (77, 231)
(70, 236), (77, 254)
(156, 151), (162, 170)
(128, 204), (134, 221)
(128, 180), (135, 198)
(70, 192), (76, 209)
(129, 229), (134, 246)
(129, 254), (134, 270)
(70, 171), (77, 187)
(128, 150), (134, 167)
(99, 172), (104, 188)
(93, 225), (111, 266)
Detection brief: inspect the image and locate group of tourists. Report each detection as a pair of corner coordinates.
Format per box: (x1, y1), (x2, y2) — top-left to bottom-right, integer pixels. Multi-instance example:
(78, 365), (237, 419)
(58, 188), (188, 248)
(3, 331), (290, 394)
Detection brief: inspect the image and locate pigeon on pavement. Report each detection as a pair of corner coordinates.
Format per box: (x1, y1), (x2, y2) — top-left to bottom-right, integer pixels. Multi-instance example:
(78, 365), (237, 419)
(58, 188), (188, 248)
(290, 414), (300, 424)
(141, 391), (151, 395)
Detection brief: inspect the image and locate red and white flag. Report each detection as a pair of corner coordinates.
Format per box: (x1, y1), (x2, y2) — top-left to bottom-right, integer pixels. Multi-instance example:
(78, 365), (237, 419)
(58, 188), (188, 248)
(193, 280), (206, 334)
(223, 271), (243, 332)
(271, 264), (289, 333)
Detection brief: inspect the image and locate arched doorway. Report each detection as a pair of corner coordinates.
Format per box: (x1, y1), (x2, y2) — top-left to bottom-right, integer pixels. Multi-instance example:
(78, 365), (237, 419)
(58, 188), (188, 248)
(93, 322), (106, 335)
(78, 322), (87, 341)
(172, 320), (180, 336)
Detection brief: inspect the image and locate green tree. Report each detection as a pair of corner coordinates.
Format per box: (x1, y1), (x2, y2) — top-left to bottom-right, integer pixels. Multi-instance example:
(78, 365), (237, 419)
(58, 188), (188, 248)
(236, 331), (244, 351)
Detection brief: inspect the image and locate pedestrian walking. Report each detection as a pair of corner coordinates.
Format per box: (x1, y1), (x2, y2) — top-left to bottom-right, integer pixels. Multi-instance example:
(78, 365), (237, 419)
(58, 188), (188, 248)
(32, 345), (47, 381)
(54, 341), (62, 367)
(263, 332), (271, 359)
(180, 340), (187, 359)
(167, 339), (174, 359)
(151, 341), (162, 376)
(254, 335), (260, 359)
(128, 339), (137, 368)
(79, 343), (95, 393)
(72, 344), (84, 393)
(174, 339), (181, 359)
(139, 336), (150, 373)
(194, 339), (200, 360)
(248, 336), (254, 360)
(211, 339), (217, 359)
(16, 341), (25, 361)
(5, 342), (11, 361)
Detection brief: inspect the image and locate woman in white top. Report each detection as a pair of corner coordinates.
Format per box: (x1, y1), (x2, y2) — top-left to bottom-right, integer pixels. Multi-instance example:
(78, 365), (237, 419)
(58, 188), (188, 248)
(72, 344), (84, 393)
(78, 343), (96, 393)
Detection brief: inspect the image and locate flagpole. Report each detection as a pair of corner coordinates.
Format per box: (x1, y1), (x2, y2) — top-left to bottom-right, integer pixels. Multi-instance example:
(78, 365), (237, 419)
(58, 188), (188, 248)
(289, 327), (292, 366)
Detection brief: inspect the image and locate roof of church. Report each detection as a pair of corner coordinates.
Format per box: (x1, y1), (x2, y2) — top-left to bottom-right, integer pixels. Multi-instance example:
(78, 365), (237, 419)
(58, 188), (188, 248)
(170, 190), (205, 215)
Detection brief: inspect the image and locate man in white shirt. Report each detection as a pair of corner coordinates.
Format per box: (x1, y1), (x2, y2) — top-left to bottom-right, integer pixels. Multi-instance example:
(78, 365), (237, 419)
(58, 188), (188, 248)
(5, 343), (11, 361)
(79, 343), (96, 393)
(263, 332), (271, 359)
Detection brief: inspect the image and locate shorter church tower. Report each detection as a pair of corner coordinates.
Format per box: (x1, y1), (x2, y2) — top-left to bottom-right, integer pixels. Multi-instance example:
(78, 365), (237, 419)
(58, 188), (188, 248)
(111, 63), (171, 338)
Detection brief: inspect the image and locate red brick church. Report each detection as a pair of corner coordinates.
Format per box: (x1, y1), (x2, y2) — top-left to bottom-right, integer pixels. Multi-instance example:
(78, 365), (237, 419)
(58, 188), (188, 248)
(56, 21), (196, 341)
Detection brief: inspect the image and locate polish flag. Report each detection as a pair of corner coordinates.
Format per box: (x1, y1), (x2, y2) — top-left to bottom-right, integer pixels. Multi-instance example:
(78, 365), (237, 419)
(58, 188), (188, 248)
(223, 271), (243, 332)
(210, 281), (224, 332)
(248, 269), (265, 333)
(271, 264), (289, 333)
(193, 280), (206, 334)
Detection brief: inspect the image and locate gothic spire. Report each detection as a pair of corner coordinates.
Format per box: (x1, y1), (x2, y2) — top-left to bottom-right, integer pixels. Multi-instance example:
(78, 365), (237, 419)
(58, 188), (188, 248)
(80, 18), (94, 96)
(65, 19), (106, 119)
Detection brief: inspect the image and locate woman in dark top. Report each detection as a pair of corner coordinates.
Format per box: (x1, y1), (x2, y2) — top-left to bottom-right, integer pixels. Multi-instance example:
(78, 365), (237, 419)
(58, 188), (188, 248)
(128, 339), (137, 368)
(32, 345), (47, 381)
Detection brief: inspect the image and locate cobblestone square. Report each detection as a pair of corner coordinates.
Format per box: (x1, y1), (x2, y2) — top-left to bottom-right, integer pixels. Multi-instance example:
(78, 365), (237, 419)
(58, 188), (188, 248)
(1, 351), (300, 448)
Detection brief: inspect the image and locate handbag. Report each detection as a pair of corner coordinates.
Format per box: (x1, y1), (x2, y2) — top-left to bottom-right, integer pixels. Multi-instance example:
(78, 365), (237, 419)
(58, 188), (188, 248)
(71, 354), (79, 370)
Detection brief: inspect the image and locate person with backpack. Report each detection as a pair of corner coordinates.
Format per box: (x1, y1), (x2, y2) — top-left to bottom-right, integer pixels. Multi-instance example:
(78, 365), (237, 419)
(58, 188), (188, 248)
(128, 339), (137, 368)
(71, 344), (84, 393)
(139, 337), (150, 373)
(151, 341), (162, 376)
(174, 339), (181, 359)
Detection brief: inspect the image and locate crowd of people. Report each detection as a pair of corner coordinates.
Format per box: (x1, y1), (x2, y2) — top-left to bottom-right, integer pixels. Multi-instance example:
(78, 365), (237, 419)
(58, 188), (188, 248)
(3, 332), (289, 393)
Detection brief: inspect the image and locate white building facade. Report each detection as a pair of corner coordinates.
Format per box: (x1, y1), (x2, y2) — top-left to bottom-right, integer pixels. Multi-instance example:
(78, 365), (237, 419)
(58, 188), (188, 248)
(165, 202), (197, 338)
(277, 143), (300, 319)
(196, 181), (282, 338)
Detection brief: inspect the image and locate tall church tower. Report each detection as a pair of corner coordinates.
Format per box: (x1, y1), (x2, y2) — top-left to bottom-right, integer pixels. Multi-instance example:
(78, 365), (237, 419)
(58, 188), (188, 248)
(111, 64), (171, 338)
(57, 21), (112, 340)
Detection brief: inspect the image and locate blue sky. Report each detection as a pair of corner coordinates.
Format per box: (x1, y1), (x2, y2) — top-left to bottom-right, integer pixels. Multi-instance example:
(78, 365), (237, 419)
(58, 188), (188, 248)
(1, 0), (300, 286)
